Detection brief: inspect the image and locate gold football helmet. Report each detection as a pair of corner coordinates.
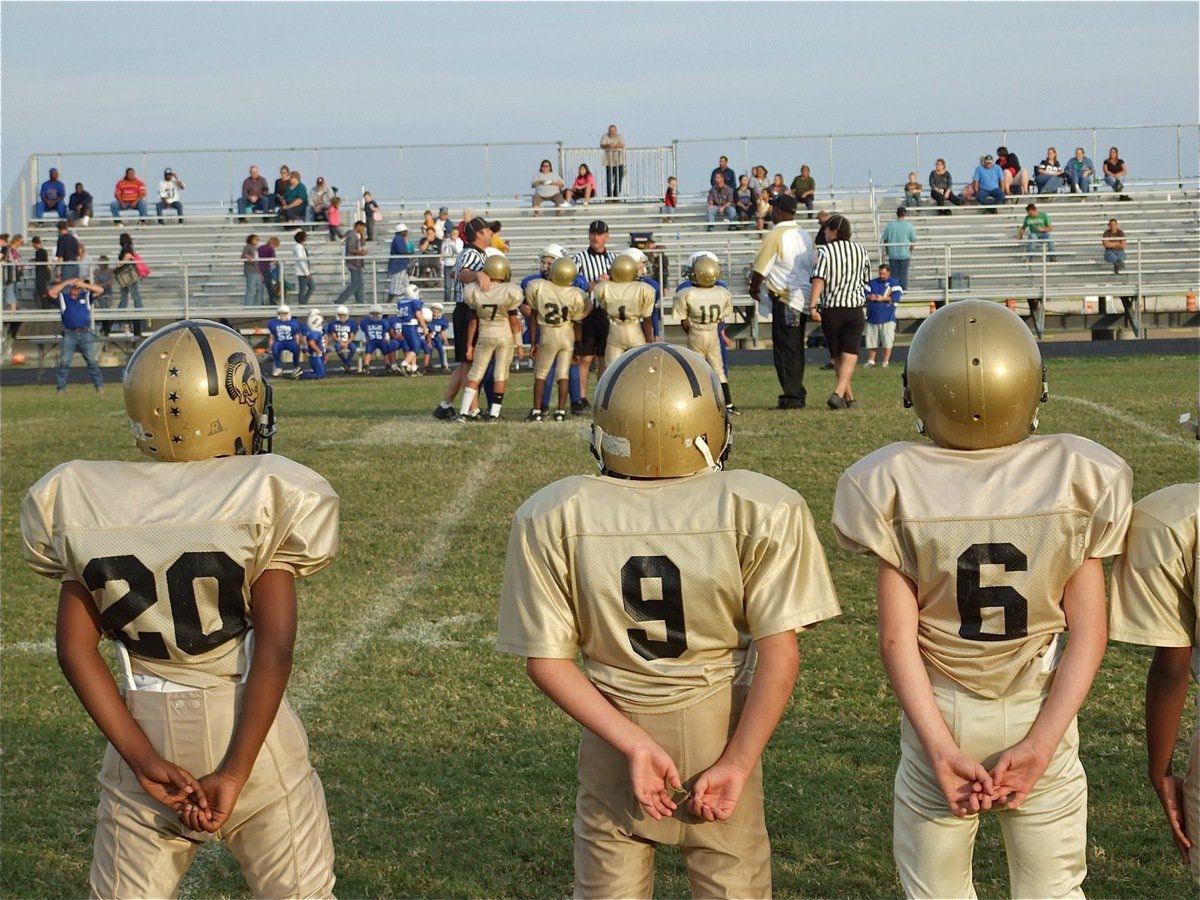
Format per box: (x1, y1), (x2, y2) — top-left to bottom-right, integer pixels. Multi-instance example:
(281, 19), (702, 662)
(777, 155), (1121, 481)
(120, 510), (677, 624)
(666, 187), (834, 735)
(610, 254), (639, 283)
(549, 256), (578, 287)
(903, 300), (1047, 450)
(591, 344), (731, 478)
(690, 255), (721, 288)
(124, 320), (275, 462)
(483, 254), (511, 283)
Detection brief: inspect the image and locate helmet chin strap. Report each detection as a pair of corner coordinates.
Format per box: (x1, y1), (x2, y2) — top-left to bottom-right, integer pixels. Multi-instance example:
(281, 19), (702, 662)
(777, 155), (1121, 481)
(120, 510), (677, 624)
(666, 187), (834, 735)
(589, 423), (605, 472)
(694, 434), (720, 472)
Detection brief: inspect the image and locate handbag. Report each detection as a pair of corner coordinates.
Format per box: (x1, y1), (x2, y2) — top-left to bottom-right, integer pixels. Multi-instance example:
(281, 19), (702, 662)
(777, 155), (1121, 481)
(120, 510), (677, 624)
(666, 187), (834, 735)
(133, 253), (151, 279)
(371, 209), (383, 223)
(114, 264), (140, 288)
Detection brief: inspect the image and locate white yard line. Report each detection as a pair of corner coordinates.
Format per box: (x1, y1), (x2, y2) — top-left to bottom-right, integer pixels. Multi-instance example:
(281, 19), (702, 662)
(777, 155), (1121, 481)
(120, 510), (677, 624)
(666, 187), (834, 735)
(1056, 394), (1196, 448)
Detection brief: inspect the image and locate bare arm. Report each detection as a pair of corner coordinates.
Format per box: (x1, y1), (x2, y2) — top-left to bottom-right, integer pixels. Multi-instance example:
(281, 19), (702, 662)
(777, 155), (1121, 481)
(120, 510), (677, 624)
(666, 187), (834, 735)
(527, 657), (682, 820)
(1146, 644), (1193, 863)
(689, 630), (798, 821)
(56, 581), (206, 813)
(181, 568), (296, 832)
(877, 561), (994, 816)
(989, 557), (1108, 809)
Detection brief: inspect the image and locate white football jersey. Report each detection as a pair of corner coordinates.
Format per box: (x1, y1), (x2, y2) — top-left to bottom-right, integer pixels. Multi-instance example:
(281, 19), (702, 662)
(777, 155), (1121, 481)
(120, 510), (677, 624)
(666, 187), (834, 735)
(21, 454), (339, 687)
(833, 435), (1131, 698)
(673, 286), (733, 333)
(593, 280), (656, 323)
(525, 280), (587, 333)
(497, 469), (841, 712)
(465, 283), (524, 339)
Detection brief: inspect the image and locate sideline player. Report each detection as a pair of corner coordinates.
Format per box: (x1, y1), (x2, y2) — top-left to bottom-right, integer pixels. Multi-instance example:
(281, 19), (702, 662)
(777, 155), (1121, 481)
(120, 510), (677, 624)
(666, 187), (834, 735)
(326, 304), (358, 373)
(424, 302), (450, 372)
(832, 300), (1132, 898)
(359, 303), (392, 375)
(393, 283), (427, 376)
(524, 255), (587, 422)
(521, 242), (585, 413)
(497, 343), (841, 898)
(293, 308), (327, 380)
(20, 320), (338, 898)
(265, 303), (303, 377)
(673, 255), (737, 414)
(592, 253), (655, 366)
(1108, 411), (1200, 886)
(458, 253), (523, 421)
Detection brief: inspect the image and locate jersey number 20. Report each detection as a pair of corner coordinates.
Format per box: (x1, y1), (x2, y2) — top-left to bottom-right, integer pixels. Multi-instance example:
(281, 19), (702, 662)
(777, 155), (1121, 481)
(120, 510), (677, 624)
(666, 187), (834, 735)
(83, 551), (248, 658)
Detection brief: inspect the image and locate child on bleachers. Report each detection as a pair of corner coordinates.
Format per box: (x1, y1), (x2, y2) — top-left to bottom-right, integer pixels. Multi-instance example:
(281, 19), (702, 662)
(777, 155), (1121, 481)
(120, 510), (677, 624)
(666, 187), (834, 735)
(327, 197), (344, 242)
(905, 172), (922, 208)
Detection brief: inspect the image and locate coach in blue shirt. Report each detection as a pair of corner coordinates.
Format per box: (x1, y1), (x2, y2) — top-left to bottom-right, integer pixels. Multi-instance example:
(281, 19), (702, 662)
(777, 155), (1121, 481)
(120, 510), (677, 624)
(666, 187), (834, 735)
(971, 155), (1006, 208)
(49, 276), (106, 393)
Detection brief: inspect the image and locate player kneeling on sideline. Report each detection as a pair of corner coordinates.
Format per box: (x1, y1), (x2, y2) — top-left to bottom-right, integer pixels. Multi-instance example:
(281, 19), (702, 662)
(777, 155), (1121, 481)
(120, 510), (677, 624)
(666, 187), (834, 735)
(1108, 409), (1200, 887)
(524, 256), (587, 422)
(21, 321), (339, 898)
(497, 343), (841, 898)
(832, 300), (1132, 899)
(458, 253), (523, 422)
(593, 253), (655, 366)
(674, 255), (738, 414)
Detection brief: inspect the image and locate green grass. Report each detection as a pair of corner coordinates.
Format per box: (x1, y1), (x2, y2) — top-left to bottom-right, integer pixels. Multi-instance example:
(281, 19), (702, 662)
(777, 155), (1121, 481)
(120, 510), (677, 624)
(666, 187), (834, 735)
(2, 354), (1198, 898)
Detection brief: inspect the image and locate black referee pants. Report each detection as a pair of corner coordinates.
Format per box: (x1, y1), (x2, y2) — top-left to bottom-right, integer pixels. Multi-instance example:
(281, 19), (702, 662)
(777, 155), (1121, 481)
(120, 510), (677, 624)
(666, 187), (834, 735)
(771, 297), (808, 408)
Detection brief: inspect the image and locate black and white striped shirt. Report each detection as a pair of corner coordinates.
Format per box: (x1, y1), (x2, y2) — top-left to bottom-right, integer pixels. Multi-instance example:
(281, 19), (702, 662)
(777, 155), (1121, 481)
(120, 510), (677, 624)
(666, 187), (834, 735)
(812, 241), (871, 309)
(452, 246), (487, 305)
(572, 248), (615, 290)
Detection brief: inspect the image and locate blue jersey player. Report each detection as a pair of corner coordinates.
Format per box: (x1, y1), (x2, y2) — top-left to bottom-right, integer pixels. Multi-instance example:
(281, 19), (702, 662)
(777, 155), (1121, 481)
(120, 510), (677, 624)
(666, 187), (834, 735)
(359, 305), (393, 376)
(394, 284), (428, 376)
(326, 305), (358, 373)
(292, 310), (328, 380)
(424, 303), (450, 372)
(266, 304), (304, 377)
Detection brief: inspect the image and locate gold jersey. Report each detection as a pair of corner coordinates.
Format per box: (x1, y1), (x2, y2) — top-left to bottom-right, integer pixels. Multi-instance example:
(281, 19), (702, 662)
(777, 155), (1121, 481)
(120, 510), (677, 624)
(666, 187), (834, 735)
(673, 286), (733, 334)
(21, 455), (339, 688)
(497, 469), (841, 712)
(525, 279), (587, 333)
(465, 282), (524, 340)
(832, 435), (1131, 699)
(1110, 483), (1200, 650)
(593, 280), (656, 324)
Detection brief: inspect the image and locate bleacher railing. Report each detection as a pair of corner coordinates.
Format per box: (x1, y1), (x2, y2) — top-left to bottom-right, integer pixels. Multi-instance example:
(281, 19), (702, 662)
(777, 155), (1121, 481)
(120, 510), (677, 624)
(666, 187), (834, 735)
(8, 124), (1196, 235)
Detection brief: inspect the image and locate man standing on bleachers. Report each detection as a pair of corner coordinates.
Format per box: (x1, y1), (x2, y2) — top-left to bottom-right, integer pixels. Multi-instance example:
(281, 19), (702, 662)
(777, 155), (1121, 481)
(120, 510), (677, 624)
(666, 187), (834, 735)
(880, 206), (916, 290)
(333, 221), (369, 306)
(55, 221), (81, 281)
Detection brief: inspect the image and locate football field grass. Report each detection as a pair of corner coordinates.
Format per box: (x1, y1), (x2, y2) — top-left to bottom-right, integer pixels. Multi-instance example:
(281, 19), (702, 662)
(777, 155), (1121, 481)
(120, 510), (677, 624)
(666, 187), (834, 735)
(2, 353), (1197, 898)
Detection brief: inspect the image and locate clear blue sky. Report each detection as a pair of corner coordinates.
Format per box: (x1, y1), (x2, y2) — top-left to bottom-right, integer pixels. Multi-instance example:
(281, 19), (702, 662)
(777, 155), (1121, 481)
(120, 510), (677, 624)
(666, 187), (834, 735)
(2, 1), (1197, 206)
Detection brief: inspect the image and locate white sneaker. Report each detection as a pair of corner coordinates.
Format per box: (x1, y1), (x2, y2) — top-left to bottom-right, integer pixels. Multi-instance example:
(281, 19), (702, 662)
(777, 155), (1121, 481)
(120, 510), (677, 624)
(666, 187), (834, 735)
(272, 367), (283, 377)
(882, 360), (890, 368)
(865, 360), (876, 368)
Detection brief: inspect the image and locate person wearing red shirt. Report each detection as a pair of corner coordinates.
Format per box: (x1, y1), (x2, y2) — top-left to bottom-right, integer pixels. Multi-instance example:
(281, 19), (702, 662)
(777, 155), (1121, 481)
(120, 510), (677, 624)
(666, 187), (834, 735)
(110, 168), (147, 223)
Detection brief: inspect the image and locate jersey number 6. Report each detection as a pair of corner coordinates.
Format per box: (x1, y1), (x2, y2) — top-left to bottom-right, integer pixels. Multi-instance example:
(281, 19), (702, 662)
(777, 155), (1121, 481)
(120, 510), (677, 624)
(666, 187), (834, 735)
(956, 542), (1029, 642)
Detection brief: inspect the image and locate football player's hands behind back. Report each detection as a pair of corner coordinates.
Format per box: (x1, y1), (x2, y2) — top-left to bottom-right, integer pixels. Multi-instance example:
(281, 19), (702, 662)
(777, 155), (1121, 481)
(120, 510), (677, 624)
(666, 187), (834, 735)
(689, 760), (750, 822)
(131, 750), (208, 814)
(178, 770), (245, 833)
(988, 737), (1053, 811)
(931, 748), (995, 817)
(627, 741), (682, 821)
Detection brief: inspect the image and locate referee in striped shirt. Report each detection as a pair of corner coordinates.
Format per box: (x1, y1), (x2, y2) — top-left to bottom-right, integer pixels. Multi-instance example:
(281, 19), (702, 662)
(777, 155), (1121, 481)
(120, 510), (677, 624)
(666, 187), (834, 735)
(571, 220), (615, 411)
(809, 214), (871, 410)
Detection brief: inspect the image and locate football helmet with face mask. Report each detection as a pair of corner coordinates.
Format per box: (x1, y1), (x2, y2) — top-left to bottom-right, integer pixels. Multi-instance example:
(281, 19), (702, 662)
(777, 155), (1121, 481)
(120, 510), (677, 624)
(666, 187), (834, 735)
(124, 320), (275, 461)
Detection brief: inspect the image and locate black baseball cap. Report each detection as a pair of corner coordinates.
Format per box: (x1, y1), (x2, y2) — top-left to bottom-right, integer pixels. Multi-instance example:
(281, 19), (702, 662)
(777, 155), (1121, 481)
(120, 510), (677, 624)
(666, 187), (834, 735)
(463, 217), (491, 242)
(588, 220), (609, 234)
(770, 194), (798, 214)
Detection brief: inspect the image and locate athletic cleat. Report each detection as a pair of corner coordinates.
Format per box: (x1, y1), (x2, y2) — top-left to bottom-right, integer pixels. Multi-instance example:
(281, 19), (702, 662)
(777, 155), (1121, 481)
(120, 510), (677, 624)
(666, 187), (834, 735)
(865, 360), (876, 368)
(272, 367), (283, 377)
(432, 404), (456, 420)
(290, 367), (304, 380)
(553, 410), (566, 422)
(487, 414), (503, 423)
(827, 393), (848, 410)
(525, 409), (543, 422)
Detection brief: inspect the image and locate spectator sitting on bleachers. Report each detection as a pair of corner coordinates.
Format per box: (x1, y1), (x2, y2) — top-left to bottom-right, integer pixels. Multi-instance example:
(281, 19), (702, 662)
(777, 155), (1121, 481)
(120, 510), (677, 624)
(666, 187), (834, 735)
(770, 173), (791, 200)
(1017, 202), (1056, 262)
(972, 155), (1005, 211)
(755, 189), (772, 231)
(735, 175), (755, 224)
(280, 172), (308, 224)
(531, 160), (567, 216)
(995, 146), (1030, 195)
(904, 172), (922, 209)
(38, 168), (68, 219)
(790, 165), (816, 212)
(1066, 147), (1094, 193)
(273, 165), (291, 213)
(928, 159), (964, 213)
(1102, 218), (1127, 274)
(156, 169), (186, 224)
(706, 174), (737, 230)
(435, 206), (454, 240)
(748, 165), (769, 197)
(238, 165), (270, 218)
(68, 183), (94, 225)
(1035, 148), (1066, 194)
(110, 168), (147, 223)
(571, 164), (596, 205)
(1103, 147), (1129, 197)
(309, 177), (333, 221)
(710, 155), (736, 189)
